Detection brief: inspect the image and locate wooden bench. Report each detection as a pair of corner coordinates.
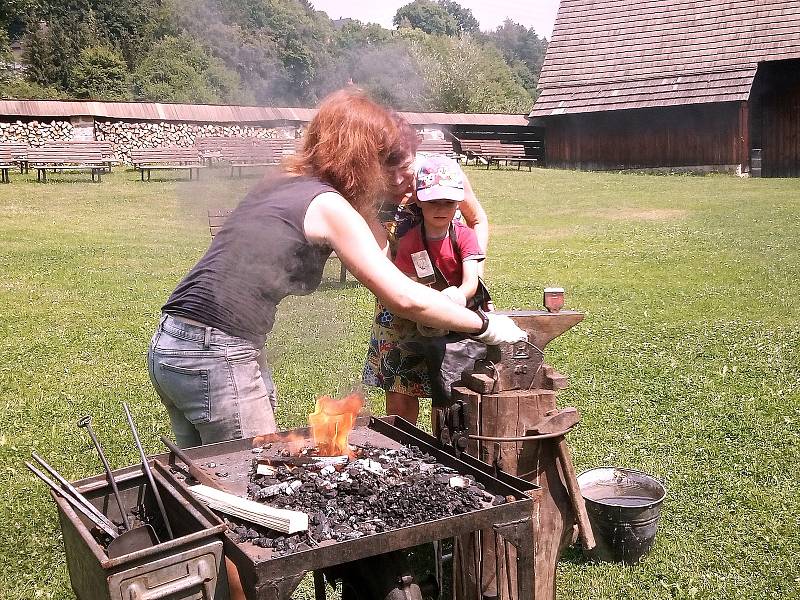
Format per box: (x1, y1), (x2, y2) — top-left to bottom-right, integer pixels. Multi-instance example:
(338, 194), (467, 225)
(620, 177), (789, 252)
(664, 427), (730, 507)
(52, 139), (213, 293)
(222, 145), (280, 177)
(260, 139), (300, 160)
(457, 139), (485, 165)
(61, 141), (115, 170)
(0, 143), (27, 183)
(27, 147), (107, 182)
(130, 147), (205, 181)
(208, 208), (347, 285)
(477, 141), (537, 171)
(195, 137), (259, 166)
(227, 139), (300, 176)
(417, 139), (457, 158)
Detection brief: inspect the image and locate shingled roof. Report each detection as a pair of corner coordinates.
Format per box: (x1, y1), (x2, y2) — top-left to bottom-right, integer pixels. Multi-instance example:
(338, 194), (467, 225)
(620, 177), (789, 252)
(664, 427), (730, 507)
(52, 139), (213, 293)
(530, 0), (800, 117)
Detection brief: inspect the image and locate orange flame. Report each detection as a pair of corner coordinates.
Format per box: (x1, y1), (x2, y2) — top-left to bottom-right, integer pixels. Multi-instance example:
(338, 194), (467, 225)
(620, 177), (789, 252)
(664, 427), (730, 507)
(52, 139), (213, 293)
(308, 393), (364, 456)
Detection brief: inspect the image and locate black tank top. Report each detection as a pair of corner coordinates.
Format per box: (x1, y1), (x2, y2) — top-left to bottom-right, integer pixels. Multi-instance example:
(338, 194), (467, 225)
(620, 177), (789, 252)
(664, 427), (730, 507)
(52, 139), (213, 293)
(162, 175), (336, 345)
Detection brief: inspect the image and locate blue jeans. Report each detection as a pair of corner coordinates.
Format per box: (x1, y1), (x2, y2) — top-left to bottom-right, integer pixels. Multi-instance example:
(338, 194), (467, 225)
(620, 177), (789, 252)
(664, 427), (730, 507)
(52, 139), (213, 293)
(147, 314), (277, 448)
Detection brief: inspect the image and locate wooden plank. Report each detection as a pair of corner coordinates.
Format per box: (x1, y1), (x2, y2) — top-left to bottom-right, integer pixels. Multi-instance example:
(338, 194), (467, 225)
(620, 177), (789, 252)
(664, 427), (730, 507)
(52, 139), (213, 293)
(189, 484), (308, 534)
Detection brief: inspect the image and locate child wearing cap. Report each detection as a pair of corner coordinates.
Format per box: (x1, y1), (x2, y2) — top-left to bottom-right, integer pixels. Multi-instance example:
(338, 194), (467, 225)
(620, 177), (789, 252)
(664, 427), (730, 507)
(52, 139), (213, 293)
(394, 156), (485, 308)
(363, 155), (487, 425)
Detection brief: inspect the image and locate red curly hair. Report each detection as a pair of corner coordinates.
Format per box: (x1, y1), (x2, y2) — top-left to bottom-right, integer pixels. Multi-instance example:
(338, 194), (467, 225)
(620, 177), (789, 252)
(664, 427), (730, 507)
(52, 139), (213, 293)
(286, 88), (418, 215)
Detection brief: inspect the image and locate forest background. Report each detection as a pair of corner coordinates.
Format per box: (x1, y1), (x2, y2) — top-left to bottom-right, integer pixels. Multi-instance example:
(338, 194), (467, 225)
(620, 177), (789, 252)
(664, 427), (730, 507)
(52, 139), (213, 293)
(0, 0), (548, 113)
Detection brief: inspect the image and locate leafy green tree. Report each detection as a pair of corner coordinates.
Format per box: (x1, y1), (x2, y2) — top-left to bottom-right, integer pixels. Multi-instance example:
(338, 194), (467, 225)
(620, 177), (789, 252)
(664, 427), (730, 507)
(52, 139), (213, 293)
(0, 29), (13, 87)
(88, 0), (162, 69)
(0, 29), (10, 59)
(0, 0), (39, 38)
(167, 0), (334, 104)
(22, 21), (54, 87)
(407, 33), (533, 113)
(131, 34), (247, 104)
(216, 0), (335, 101)
(486, 19), (548, 97)
(393, 0), (458, 36)
(21, 4), (109, 91)
(0, 76), (65, 99)
(436, 0), (478, 34)
(70, 46), (129, 99)
(334, 19), (392, 51)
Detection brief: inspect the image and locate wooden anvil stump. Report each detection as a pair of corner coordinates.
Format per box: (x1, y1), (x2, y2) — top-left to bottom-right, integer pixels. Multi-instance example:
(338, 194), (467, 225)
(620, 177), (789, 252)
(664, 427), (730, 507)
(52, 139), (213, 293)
(451, 310), (585, 600)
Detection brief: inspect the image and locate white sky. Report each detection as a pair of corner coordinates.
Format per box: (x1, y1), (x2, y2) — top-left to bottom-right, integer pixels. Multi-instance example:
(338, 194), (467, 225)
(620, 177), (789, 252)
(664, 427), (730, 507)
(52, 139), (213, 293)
(311, 0), (560, 38)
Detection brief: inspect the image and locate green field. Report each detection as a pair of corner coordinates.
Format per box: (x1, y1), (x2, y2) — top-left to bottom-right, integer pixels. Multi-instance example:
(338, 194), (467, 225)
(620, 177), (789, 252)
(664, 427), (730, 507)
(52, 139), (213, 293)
(0, 166), (798, 599)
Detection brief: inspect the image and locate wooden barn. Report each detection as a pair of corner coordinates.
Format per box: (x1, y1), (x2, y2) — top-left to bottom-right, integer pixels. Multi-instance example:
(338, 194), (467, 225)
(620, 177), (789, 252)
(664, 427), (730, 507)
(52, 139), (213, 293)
(530, 0), (800, 176)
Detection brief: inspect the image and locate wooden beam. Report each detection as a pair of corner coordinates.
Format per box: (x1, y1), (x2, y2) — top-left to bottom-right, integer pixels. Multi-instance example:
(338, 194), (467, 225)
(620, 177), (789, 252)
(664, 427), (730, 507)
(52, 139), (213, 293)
(189, 484), (308, 534)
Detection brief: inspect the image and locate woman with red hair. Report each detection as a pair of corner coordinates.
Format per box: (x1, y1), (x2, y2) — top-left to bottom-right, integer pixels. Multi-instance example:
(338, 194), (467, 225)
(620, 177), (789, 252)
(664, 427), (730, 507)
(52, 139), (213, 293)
(147, 88), (525, 449)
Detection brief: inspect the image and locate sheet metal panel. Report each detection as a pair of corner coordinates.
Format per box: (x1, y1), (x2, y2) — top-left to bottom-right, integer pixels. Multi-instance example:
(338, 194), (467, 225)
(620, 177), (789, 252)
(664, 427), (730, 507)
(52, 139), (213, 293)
(0, 101), (529, 128)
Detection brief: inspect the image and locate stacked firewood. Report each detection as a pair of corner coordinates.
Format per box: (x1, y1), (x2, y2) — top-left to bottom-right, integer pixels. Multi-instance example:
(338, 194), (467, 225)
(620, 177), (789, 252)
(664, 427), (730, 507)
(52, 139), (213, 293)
(95, 121), (297, 164)
(0, 120), (73, 146)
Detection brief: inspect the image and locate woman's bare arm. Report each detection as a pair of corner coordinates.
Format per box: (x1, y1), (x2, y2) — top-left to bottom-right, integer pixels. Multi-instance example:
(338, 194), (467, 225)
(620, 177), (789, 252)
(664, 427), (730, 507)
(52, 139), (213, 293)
(460, 176), (489, 252)
(305, 193), (484, 333)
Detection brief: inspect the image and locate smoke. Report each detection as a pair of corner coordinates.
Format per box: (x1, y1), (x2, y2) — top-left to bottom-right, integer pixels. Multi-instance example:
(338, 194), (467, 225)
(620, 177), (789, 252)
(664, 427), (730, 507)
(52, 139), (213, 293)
(314, 41), (428, 111)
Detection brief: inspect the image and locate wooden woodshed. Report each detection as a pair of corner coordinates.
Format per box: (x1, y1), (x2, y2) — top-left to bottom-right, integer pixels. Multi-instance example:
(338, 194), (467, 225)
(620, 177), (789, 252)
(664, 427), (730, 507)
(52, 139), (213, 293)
(530, 0), (800, 176)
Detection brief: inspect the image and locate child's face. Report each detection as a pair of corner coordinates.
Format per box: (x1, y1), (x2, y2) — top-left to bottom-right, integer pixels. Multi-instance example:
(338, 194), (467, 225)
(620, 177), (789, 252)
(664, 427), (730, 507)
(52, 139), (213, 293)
(420, 199), (459, 230)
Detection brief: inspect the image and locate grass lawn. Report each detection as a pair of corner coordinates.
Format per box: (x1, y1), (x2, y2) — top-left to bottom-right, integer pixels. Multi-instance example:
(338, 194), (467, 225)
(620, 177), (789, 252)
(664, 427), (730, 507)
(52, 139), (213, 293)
(0, 166), (798, 599)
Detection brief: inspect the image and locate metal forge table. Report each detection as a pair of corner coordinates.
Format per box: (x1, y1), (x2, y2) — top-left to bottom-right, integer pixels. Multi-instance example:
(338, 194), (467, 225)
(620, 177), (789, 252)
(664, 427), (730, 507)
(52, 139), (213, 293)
(160, 416), (540, 600)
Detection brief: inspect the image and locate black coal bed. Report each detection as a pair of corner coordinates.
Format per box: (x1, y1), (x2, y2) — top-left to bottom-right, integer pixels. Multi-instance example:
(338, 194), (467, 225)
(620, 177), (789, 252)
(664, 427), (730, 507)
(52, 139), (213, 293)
(162, 416), (540, 600)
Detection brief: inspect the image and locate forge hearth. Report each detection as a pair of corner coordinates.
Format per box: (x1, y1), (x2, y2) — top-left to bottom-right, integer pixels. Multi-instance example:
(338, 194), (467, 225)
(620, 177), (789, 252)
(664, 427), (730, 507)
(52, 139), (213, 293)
(161, 416), (540, 600)
(232, 442), (509, 556)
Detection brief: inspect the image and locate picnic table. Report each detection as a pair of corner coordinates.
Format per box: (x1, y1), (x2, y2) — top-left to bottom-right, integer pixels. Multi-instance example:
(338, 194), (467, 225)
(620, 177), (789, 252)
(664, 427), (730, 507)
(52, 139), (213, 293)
(0, 143), (27, 183)
(27, 146), (107, 182)
(55, 141), (116, 171)
(456, 139), (537, 170)
(130, 147), (205, 181)
(195, 137), (258, 166)
(479, 141), (537, 170)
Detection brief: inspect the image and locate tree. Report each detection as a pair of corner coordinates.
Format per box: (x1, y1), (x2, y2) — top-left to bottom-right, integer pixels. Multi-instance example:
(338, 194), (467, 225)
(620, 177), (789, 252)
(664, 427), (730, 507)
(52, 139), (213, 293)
(87, 0), (162, 69)
(167, 0), (335, 105)
(131, 34), (247, 104)
(71, 46), (129, 99)
(334, 19), (392, 51)
(436, 0), (478, 34)
(20, 4), (108, 91)
(215, 0), (336, 102)
(0, 76), (65, 99)
(407, 33), (533, 113)
(314, 39), (426, 110)
(22, 21), (55, 87)
(486, 19), (548, 97)
(1, 0), (41, 38)
(393, 0), (458, 36)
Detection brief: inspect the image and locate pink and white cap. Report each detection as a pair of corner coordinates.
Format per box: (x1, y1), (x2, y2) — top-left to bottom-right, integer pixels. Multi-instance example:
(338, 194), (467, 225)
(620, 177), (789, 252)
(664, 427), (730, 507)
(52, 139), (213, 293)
(415, 155), (465, 202)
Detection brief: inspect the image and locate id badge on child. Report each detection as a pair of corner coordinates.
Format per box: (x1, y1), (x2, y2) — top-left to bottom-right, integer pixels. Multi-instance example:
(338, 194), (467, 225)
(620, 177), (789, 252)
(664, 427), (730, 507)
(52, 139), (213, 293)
(410, 250), (437, 285)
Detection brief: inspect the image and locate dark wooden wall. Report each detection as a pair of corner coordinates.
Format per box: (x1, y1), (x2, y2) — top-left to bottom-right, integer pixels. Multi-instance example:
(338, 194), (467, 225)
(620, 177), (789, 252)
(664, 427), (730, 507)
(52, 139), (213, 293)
(542, 103), (747, 171)
(750, 60), (800, 178)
